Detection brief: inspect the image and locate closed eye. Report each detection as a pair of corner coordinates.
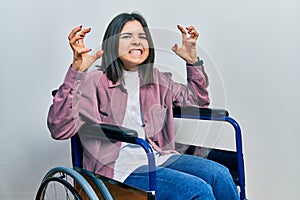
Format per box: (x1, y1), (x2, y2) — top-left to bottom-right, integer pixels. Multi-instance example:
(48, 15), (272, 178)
(120, 33), (131, 39)
(120, 33), (147, 40)
(139, 34), (147, 39)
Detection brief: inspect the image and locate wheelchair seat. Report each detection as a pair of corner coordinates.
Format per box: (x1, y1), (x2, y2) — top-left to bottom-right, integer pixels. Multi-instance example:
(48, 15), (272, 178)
(36, 90), (247, 200)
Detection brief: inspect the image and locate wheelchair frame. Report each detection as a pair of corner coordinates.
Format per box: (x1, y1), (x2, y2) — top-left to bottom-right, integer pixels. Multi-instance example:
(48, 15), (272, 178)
(36, 106), (247, 200)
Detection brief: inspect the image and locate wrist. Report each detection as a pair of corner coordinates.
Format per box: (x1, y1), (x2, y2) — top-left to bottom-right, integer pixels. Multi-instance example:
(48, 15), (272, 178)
(71, 60), (81, 71)
(72, 61), (87, 72)
(186, 57), (203, 66)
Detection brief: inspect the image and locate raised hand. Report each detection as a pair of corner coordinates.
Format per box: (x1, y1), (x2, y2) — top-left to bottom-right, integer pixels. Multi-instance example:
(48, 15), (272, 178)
(68, 26), (104, 72)
(172, 25), (199, 64)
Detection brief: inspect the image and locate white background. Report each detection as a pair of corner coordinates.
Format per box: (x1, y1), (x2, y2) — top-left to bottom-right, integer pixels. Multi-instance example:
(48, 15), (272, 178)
(1, 0), (299, 199)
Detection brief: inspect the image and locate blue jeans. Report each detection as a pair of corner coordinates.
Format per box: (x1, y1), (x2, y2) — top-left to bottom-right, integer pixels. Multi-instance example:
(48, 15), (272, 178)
(124, 154), (239, 200)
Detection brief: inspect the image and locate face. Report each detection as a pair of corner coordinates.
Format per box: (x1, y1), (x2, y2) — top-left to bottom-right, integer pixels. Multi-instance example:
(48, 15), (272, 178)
(118, 20), (149, 71)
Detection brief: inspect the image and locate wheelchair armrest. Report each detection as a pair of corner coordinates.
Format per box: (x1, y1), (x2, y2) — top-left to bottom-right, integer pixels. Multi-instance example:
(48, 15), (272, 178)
(51, 89), (138, 143)
(51, 89), (58, 97)
(173, 106), (229, 119)
(77, 123), (157, 191)
(79, 123), (138, 143)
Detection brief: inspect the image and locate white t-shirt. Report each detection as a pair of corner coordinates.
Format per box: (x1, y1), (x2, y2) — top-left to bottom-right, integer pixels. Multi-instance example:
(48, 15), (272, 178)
(113, 70), (172, 182)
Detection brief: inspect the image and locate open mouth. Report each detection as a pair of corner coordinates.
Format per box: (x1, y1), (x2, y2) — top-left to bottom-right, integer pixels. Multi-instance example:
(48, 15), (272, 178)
(129, 49), (143, 55)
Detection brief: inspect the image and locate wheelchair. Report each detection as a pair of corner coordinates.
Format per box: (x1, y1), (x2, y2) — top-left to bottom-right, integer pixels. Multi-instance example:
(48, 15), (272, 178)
(36, 91), (247, 200)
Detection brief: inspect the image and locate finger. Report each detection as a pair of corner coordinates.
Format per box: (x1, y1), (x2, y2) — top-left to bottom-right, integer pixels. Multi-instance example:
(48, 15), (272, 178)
(186, 25), (198, 32)
(77, 36), (85, 46)
(186, 26), (199, 39)
(86, 50), (104, 66)
(69, 28), (92, 48)
(77, 47), (92, 54)
(75, 28), (91, 44)
(94, 50), (104, 59)
(177, 24), (187, 42)
(69, 34), (84, 46)
(171, 44), (178, 53)
(79, 27), (92, 36)
(177, 24), (186, 34)
(82, 50), (104, 70)
(186, 25), (195, 30)
(68, 25), (82, 41)
(188, 30), (199, 40)
(188, 30), (199, 39)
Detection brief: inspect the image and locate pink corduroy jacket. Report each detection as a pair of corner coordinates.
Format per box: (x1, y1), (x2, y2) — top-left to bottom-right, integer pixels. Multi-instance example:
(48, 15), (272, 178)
(47, 64), (210, 178)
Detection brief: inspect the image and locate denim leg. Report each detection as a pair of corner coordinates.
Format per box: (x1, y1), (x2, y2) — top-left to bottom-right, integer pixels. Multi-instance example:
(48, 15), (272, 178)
(160, 154), (239, 200)
(124, 165), (216, 200)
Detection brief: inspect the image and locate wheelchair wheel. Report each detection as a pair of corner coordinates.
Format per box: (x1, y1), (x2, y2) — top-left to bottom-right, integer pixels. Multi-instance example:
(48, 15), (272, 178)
(36, 176), (81, 200)
(35, 166), (99, 200)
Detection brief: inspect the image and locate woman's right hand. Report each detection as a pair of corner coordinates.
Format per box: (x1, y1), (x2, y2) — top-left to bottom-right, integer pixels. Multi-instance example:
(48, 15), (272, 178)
(68, 26), (104, 72)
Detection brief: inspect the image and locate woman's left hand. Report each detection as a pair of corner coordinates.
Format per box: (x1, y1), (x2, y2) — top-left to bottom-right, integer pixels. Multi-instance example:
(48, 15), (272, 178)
(172, 25), (199, 64)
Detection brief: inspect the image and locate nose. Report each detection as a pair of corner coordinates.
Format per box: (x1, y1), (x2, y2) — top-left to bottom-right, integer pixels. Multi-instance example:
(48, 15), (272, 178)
(131, 36), (141, 46)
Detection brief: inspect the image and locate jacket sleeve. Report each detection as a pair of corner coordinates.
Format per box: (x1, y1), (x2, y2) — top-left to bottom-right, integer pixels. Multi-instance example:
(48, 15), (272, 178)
(47, 66), (88, 140)
(171, 63), (210, 107)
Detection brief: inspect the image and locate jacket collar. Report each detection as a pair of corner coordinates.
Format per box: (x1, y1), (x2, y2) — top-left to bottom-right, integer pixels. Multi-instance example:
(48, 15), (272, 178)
(108, 79), (121, 88)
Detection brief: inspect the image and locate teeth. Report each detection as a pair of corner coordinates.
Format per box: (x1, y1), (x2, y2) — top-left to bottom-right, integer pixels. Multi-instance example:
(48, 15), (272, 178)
(129, 50), (142, 55)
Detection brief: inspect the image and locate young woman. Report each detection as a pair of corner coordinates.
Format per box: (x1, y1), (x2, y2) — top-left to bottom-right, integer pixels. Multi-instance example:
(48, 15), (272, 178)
(47, 12), (239, 200)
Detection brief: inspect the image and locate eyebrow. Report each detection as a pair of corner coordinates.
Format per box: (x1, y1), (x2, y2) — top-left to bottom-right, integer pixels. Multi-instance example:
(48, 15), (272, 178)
(120, 32), (146, 36)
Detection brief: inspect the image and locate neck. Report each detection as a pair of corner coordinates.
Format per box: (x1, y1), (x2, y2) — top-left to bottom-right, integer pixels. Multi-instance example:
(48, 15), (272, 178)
(123, 65), (138, 72)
